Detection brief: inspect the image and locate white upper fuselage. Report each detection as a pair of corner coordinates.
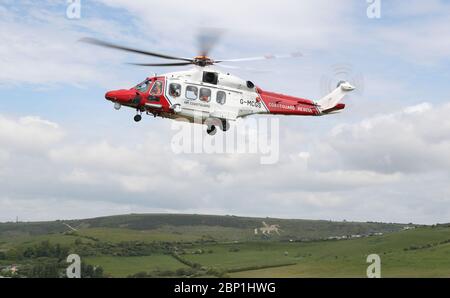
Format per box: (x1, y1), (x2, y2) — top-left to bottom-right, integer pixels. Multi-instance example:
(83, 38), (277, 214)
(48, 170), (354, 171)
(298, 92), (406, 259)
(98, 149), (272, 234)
(163, 67), (268, 122)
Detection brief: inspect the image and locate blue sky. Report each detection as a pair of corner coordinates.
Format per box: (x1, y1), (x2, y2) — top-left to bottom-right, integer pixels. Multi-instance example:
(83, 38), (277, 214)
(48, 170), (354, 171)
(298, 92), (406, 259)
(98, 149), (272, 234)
(0, 0), (450, 224)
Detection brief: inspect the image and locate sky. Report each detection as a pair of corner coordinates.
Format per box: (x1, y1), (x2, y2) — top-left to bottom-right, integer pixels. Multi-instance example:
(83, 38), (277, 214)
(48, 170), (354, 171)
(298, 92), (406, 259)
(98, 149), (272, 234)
(0, 0), (450, 224)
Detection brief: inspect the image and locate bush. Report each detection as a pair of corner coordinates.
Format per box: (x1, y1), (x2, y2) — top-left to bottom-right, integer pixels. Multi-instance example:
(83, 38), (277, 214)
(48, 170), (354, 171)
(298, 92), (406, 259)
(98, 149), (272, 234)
(81, 263), (104, 278)
(19, 241), (69, 260)
(128, 271), (153, 278)
(26, 262), (60, 278)
(158, 270), (175, 277)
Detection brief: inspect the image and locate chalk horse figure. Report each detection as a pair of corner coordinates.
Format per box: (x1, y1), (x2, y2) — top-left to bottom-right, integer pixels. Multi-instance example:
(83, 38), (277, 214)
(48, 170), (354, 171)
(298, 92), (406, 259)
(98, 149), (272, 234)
(256, 221), (282, 236)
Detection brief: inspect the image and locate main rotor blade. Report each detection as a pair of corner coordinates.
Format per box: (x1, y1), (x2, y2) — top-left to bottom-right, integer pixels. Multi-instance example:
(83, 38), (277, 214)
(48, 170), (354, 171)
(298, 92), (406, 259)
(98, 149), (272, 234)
(197, 28), (224, 57)
(216, 52), (303, 63)
(218, 64), (272, 73)
(80, 37), (193, 62)
(127, 62), (194, 67)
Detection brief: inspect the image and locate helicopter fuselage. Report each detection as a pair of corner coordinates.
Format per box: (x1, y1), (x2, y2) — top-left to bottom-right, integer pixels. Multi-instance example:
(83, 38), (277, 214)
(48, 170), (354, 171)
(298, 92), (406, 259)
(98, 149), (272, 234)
(105, 67), (353, 134)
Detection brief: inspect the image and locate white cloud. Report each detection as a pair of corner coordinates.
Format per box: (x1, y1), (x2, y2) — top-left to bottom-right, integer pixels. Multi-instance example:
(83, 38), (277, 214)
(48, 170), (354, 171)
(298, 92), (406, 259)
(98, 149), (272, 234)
(325, 102), (450, 174)
(365, 0), (450, 64)
(60, 168), (102, 186)
(94, 0), (450, 65)
(95, 0), (357, 54)
(0, 115), (64, 150)
(0, 196), (167, 222)
(386, 0), (450, 18)
(1, 101), (450, 224)
(0, 2), (134, 87)
(404, 103), (432, 114)
(1, 1), (450, 225)
(372, 19), (450, 64)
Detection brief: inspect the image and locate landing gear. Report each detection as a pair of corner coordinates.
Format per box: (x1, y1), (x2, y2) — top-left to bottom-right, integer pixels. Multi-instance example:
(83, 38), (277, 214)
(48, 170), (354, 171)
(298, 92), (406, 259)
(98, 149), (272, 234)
(221, 119), (230, 132)
(134, 109), (144, 122)
(134, 114), (142, 122)
(206, 125), (217, 136)
(205, 118), (229, 135)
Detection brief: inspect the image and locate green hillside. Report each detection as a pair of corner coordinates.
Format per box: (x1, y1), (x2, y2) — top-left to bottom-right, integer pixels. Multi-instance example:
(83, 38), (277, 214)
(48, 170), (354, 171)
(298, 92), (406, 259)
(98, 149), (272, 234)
(0, 213), (407, 242)
(200, 226), (450, 278)
(0, 214), (448, 278)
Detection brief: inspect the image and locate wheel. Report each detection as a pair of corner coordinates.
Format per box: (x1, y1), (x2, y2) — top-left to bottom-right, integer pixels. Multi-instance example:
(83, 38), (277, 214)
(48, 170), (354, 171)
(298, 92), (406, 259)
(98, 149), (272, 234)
(171, 104), (182, 113)
(206, 125), (217, 136)
(134, 114), (142, 122)
(205, 118), (224, 132)
(221, 119), (230, 132)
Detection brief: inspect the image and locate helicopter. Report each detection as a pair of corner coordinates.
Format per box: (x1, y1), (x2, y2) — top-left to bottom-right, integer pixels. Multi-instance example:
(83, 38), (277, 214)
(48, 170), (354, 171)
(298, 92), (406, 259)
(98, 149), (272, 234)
(81, 35), (355, 135)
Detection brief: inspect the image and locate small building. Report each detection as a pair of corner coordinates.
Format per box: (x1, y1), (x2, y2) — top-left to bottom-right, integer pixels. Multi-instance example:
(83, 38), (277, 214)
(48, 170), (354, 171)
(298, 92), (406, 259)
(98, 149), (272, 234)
(403, 226), (416, 230)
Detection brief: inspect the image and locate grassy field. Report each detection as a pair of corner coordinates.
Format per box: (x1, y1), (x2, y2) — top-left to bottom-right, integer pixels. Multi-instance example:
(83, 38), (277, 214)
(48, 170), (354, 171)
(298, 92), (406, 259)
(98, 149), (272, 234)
(182, 242), (299, 271)
(74, 226), (257, 243)
(177, 227), (450, 277)
(76, 227), (200, 243)
(228, 243), (450, 278)
(0, 232), (93, 250)
(84, 255), (189, 277)
(0, 214), (448, 278)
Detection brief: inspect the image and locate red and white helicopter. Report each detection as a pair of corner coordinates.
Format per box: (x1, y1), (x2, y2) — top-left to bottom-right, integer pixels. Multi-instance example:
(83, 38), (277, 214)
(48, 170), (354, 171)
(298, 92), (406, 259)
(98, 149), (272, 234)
(82, 35), (354, 135)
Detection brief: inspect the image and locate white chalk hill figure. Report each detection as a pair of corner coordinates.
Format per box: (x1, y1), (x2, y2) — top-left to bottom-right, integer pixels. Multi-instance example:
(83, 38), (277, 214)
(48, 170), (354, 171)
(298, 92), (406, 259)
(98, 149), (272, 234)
(254, 221), (282, 236)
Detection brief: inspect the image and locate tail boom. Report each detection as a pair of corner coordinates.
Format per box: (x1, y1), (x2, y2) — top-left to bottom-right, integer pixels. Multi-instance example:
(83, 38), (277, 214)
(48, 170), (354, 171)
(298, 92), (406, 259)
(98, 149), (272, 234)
(256, 88), (321, 116)
(256, 81), (354, 117)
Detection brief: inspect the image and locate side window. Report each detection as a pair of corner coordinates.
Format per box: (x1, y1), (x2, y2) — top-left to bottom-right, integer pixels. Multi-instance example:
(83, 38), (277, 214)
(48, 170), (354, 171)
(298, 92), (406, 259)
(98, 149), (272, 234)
(199, 88), (211, 102)
(150, 80), (163, 96)
(217, 91), (226, 105)
(186, 86), (198, 100)
(169, 83), (182, 98)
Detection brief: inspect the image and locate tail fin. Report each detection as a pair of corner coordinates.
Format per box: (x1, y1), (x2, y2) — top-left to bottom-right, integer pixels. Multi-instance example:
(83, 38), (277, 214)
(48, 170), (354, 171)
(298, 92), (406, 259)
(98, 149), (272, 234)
(316, 81), (355, 114)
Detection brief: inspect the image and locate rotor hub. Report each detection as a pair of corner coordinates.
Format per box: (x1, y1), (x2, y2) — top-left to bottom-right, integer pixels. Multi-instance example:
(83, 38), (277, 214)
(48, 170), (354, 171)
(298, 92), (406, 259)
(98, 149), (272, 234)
(193, 56), (215, 67)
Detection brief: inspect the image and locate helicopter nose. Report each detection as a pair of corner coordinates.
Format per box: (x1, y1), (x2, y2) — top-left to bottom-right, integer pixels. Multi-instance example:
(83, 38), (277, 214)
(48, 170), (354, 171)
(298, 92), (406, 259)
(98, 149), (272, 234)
(105, 89), (137, 103)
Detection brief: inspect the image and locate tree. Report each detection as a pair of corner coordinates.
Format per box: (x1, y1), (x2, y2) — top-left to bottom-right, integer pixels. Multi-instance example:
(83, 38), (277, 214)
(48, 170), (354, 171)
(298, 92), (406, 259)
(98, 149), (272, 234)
(80, 263), (104, 278)
(128, 272), (152, 278)
(93, 266), (104, 278)
(6, 248), (22, 261)
(30, 262), (59, 278)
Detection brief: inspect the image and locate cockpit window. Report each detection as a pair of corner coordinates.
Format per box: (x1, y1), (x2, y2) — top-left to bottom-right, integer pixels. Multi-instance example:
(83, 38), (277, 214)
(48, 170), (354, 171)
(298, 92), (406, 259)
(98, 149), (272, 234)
(200, 88), (211, 102)
(169, 83), (182, 98)
(150, 80), (163, 96)
(135, 80), (151, 93)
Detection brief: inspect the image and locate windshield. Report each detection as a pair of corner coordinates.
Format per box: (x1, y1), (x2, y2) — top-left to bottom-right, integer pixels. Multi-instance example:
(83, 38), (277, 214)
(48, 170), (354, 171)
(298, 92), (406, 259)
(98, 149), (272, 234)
(135, 80), (151, 93)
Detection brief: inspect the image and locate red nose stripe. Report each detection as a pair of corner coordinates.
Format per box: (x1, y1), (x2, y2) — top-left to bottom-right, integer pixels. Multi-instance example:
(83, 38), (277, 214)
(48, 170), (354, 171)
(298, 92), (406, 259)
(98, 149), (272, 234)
(105, 89), (137, 103)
